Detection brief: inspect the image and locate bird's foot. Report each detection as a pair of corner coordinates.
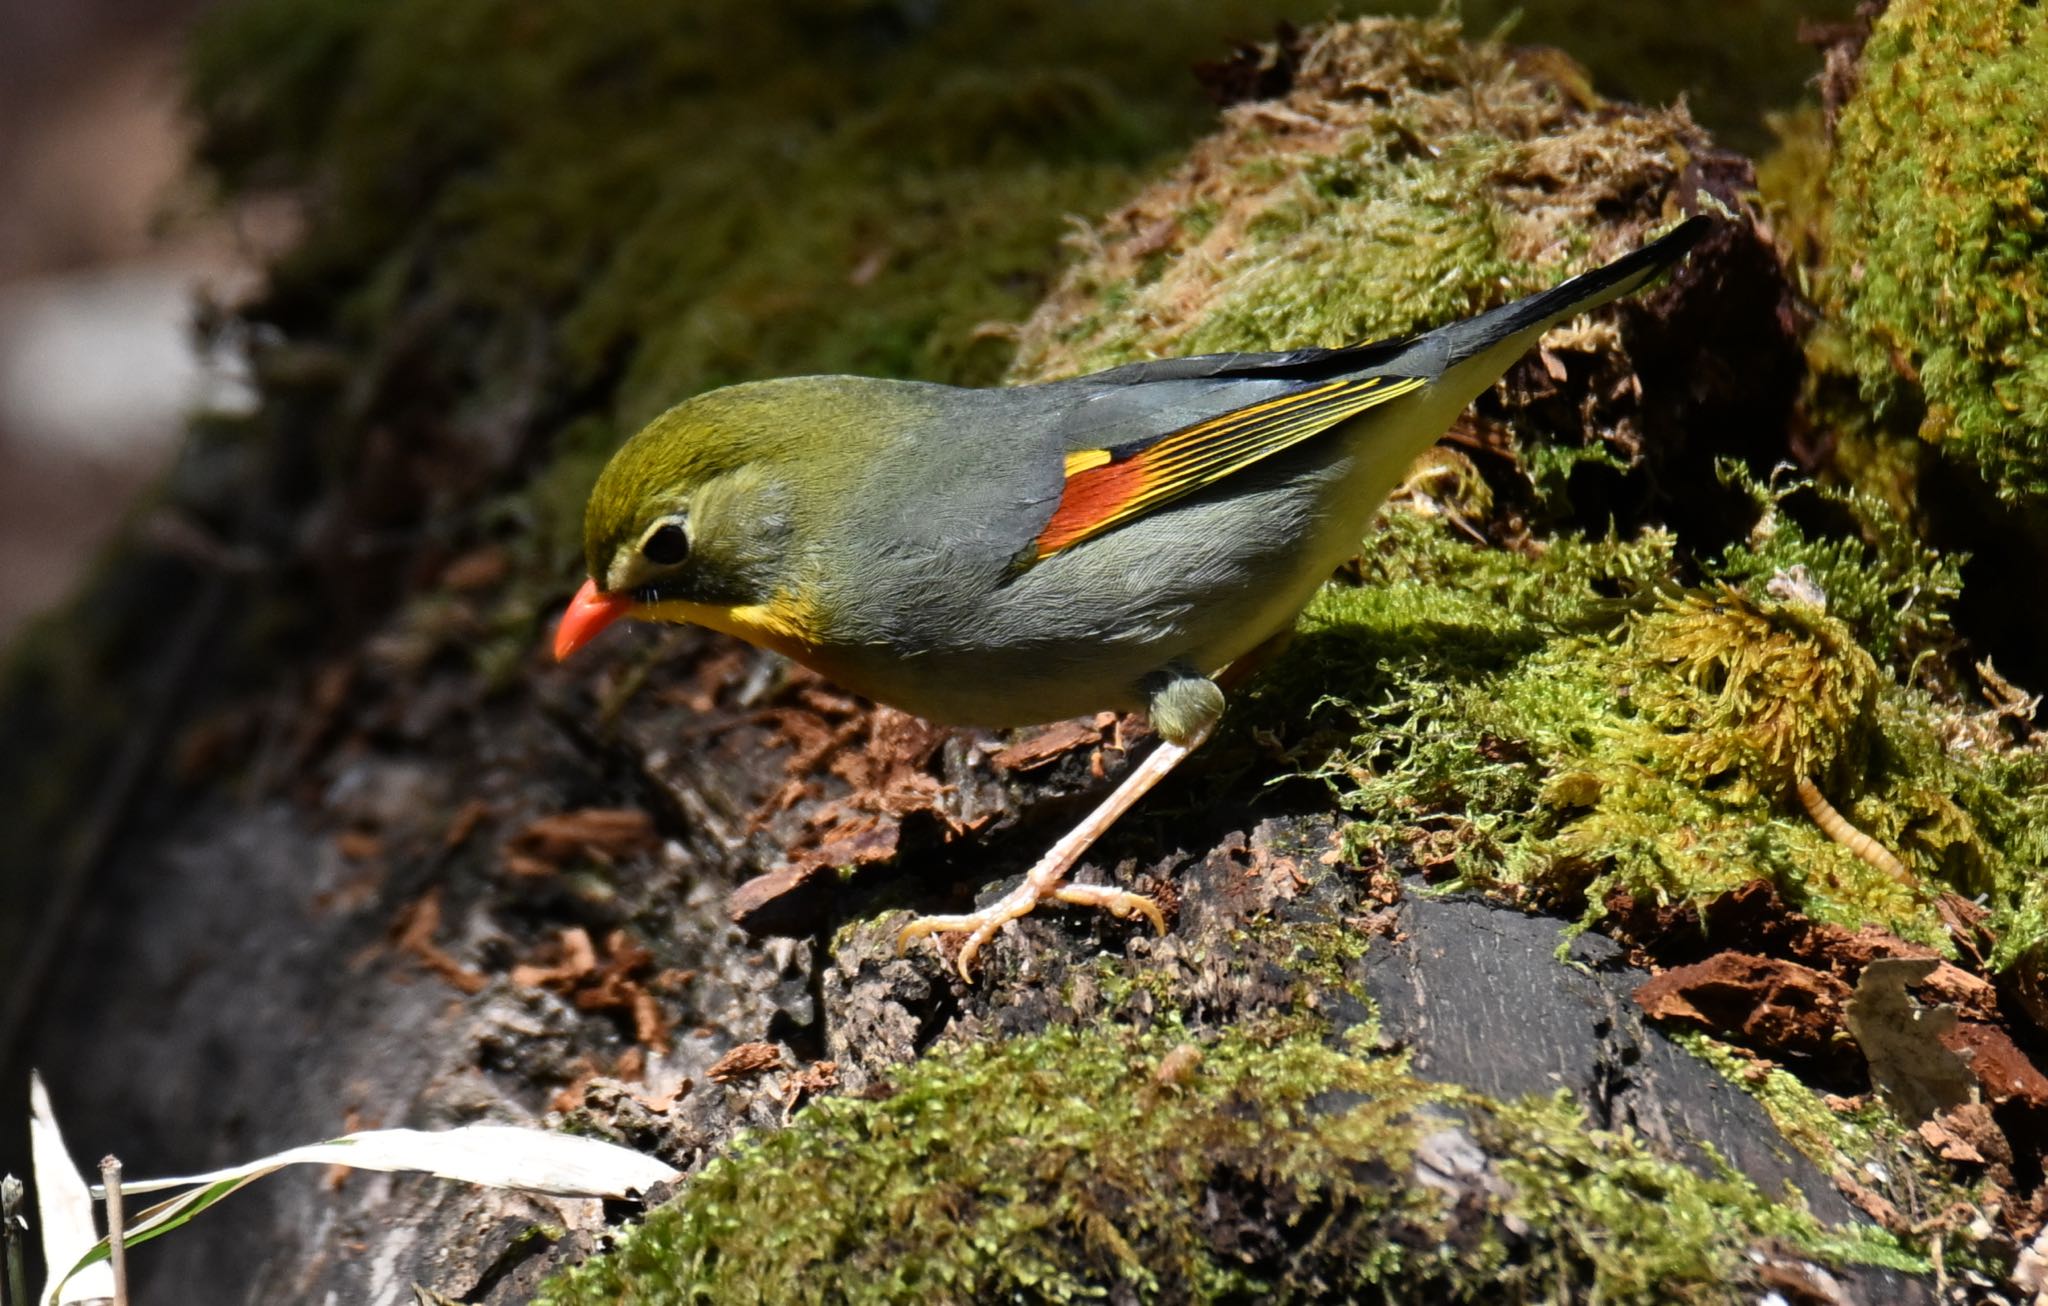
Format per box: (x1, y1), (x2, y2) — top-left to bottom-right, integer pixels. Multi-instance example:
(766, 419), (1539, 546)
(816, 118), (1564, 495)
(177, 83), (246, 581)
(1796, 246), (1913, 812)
(896, 878), (1165, 983)
(896, 729), (1200, 982)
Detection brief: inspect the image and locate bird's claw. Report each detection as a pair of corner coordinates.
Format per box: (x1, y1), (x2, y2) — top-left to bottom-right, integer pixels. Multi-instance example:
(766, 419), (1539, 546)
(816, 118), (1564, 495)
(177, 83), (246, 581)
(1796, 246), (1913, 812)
(895, 909), (1012, 983)
(895, 881), (1165, 983)
(1052, 884), (1168, 935)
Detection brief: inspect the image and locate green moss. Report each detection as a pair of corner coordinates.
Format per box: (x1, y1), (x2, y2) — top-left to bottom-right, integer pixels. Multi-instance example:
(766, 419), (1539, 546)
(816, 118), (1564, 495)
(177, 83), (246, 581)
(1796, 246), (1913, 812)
(1245, 468), (2048, 956)
(1453, 0), (1855, 157)
(1708, 464), (1962, 676)
(1820, 0), (2048, 503)
(1009, 17), (1706, 384)
(1755, 106), (1832, 279)
(189, 0), (1342, 400)
(1623, 584), (1876, 803)
(1676, 1032), (2011, 1279)
(138, 8), (2019, 1299)
(1485, 1091), (1922, 1282)
(535, 1022), (1906, 1304)
(1678, 1033), (1868, 1172)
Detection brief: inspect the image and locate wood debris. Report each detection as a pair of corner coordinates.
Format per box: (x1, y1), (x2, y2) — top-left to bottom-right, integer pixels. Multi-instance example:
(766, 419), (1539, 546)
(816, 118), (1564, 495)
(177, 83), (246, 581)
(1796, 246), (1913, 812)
(780, 1060), (841, 1119)
(438, 545), (509, 591)
(441, 798), (491, 850)
(707, 1042), (784, 1084)
(1633, 953), (1849, 1057)
(501, 807), (657, 877)
(511, 927), (674, 1055)
(391, 888), (488, 994)
(990, 718), (1107, 772)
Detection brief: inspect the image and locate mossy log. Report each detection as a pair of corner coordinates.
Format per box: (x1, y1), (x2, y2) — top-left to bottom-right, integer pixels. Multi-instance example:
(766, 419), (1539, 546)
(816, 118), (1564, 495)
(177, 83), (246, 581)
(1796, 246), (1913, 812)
(4, 4), (2042, 1303)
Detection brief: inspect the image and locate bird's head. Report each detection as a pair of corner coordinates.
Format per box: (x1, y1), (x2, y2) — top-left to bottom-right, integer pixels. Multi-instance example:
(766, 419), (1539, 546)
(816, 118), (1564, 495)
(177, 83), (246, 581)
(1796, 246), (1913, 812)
(555, 382), (815, 661)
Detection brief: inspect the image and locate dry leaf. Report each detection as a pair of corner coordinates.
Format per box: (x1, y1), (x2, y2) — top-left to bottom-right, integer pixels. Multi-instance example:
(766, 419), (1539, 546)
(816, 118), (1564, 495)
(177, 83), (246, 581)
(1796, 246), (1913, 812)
(1844, 956), (1974, 1122)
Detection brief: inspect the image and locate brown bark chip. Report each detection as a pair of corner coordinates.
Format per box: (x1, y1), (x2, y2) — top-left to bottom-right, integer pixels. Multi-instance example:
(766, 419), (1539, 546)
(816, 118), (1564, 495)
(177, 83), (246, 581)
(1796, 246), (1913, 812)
(707, 1042), (785, 1084)
(728, 864), (836, 935)
(502, 808), (658, 871)
(780, 1060), (841, 1115)
(991, 718), (1107, 772)
(1634, 953), (1849, 1056)
(1943, 1022), (2048, 1109)
(390, 888), (488, 995)
(1917, 1103), (2012, 1174)
(511, 928), (675, 1054)
(441, 797), (492, 850)
(438, 545), (510, 591)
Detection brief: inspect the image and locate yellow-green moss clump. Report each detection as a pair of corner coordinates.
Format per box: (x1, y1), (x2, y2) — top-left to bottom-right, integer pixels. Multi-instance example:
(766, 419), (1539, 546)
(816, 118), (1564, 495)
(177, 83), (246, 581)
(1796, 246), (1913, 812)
(1623, 584), (1876, 803)
(535, 1022), (1910, 1305)
(1819, 0), (2048, 504)
(1008, 16), (1705, 383)
(1255, 471), (2048, 960)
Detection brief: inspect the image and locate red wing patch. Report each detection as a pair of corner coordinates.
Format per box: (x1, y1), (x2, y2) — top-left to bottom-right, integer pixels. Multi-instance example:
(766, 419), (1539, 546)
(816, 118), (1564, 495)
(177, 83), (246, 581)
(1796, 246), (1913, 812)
(1033, 373), (1426, 559)
(1037, 457), (1150, 554)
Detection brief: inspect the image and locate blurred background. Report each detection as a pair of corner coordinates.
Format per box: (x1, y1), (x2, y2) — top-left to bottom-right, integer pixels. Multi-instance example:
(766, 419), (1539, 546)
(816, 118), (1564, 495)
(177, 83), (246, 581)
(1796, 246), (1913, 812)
(0, 0), (275, 643)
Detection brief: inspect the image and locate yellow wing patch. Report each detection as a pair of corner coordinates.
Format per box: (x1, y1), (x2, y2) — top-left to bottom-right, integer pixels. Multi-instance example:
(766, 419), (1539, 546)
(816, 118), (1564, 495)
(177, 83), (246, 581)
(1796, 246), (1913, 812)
(1038, 374), (1427, 557)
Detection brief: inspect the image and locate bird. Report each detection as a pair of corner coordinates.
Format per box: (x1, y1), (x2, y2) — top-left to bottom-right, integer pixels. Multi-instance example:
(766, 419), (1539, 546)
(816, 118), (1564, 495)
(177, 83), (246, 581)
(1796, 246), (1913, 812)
(555, 214), (1710, 980)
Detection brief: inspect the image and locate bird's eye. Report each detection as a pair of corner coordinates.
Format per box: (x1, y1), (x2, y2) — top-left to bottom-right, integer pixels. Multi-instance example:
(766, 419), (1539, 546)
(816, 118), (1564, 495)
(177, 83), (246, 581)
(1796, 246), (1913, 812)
(641, 522), (689, 566)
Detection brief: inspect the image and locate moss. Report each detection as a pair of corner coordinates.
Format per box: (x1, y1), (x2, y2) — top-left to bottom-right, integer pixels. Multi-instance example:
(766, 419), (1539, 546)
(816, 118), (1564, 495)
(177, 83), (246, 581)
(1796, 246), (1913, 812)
(123, 5), (2025, 1298)
(1708, 464), (1962, 678)
(188, 0), (1341, 400)
(1008, 17), (1708, 384)
(1625, 583), (1878, 802)
(1243, 465), (2048, 956)
(535, 1021), (1907, 1304)
(1819, 0), (2048, 504)
(1678, 1033), (1870, 1171)
(1450, 0), (1855, 157)
(1676, 1032), (2012, 1278)
(1754, 106), (1832, 280)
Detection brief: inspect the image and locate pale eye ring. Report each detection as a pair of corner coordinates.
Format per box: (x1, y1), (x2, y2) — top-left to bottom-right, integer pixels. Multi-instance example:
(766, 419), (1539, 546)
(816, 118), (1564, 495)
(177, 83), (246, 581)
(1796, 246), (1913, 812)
(640, 521), (689, 566)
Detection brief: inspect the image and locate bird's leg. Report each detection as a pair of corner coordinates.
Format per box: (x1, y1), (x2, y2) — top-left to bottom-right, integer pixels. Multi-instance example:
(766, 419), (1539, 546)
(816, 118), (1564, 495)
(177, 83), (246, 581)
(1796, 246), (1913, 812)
(897, 667), (1230, 982)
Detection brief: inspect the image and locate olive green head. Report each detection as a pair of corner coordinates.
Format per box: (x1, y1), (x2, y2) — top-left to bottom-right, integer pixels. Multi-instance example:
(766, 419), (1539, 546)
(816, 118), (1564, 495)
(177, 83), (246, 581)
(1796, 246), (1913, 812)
(580, 381), (816, 611)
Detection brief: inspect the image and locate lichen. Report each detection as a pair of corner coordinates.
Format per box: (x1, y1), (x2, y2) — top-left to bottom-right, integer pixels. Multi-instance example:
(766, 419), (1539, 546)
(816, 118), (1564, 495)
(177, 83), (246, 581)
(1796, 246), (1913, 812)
(534, 1021), (1909, 1305)
(1819, 0), (2048, 504)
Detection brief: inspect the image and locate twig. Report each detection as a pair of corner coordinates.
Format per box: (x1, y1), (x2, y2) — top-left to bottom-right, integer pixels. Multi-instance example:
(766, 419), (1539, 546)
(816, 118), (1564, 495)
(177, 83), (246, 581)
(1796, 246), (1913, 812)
(101, 1156), (128, 1306)
(3, 1175), (27, 1306)
(1795, 776), (1911, 884)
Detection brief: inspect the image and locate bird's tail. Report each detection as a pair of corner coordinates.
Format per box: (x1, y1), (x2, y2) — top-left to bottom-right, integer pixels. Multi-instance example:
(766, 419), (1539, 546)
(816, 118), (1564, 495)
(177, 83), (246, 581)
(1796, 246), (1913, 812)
(1434, 215), (1710, 369)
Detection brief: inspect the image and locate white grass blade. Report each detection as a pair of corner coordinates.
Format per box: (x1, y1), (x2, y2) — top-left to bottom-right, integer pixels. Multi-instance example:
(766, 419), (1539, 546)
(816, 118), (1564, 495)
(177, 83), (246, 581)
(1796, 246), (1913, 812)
(27, 1074), (113, 1306)
(113, 1126), (680, 1198)
(48, 1124), (680, 1299)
